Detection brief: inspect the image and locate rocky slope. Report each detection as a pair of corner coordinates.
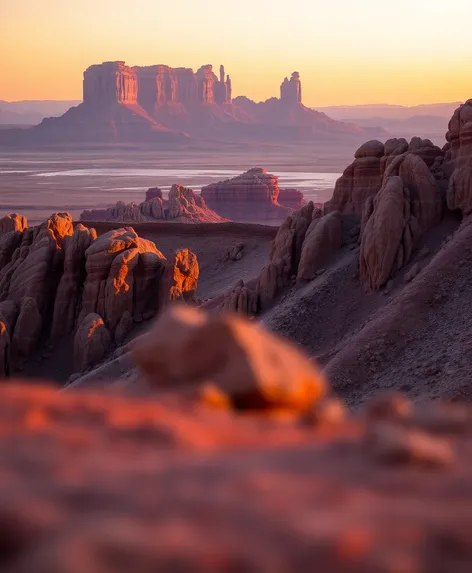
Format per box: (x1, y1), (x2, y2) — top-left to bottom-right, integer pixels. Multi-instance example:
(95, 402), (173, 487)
(81, 185), (226, 224)
(0, 213), (199, 378)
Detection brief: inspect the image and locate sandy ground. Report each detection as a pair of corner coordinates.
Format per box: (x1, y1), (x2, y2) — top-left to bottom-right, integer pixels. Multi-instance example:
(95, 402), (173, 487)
(0, 381), (470, 572)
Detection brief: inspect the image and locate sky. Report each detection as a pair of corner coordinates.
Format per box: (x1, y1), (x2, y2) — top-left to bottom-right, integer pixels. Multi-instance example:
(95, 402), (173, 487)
(2, 0), (472, 106)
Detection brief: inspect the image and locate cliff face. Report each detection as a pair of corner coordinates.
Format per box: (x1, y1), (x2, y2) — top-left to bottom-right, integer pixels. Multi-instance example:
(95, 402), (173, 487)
(201, 167), (293, 224)
(84, 61), (232, 112)
(83, 62), (138, 106)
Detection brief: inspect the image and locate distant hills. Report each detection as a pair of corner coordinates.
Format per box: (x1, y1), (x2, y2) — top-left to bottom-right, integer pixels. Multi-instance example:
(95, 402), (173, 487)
(0, 100), (81, 126)
(315, 103), (461, 142)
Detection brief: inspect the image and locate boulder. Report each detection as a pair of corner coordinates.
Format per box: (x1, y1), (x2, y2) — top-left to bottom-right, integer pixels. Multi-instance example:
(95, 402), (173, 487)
(74, 313), (111, 372)
(133, 305), (326, 412)
(297, 211), (343, 283)
(80, 228), (167, 336)
(159, 248), (199, 305)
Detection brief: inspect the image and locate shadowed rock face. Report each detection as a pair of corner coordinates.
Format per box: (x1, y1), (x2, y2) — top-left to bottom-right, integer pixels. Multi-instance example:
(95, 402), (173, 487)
(201, 168), (294, 224)
(325, 137), (445, 216)
(446, 100), (472, 215)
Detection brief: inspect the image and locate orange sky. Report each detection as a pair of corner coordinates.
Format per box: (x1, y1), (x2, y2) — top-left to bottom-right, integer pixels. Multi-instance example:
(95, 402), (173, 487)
(2, 0), (472, 106)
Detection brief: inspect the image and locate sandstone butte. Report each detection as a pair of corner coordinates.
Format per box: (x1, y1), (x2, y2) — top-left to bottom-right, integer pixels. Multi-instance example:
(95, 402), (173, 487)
(0, 61), (385, 146)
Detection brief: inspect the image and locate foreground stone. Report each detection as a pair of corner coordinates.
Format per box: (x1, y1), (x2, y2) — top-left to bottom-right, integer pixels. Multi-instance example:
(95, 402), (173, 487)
(133, 305), (326, 412)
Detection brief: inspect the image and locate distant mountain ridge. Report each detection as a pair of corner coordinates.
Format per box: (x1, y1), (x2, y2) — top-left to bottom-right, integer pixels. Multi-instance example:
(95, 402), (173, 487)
(315, 103), (461, 142)
(0, 100), (81, 125)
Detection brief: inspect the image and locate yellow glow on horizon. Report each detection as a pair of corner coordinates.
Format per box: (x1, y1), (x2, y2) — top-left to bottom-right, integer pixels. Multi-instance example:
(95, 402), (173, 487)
(2, 0), (472, 106)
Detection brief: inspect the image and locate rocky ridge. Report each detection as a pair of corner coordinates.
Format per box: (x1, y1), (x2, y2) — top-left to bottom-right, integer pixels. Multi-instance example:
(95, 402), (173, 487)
(0, 213), (199, 378)
(81, 185), (226, 224)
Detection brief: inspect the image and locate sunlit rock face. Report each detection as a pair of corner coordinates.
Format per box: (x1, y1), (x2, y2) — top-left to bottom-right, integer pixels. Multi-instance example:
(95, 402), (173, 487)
(83, 61), (138, 106)
(116, 62), (233, 114)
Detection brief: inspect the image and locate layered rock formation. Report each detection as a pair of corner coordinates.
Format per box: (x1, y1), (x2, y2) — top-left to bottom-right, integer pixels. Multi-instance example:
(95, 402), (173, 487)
(325, 137), (445, 215)
(0, 63), (386, 147)
(81, 186), (226, 224)
(201, 168), (294, 224)
(83, 61), (138, 106)
(0, 213), (200, 378)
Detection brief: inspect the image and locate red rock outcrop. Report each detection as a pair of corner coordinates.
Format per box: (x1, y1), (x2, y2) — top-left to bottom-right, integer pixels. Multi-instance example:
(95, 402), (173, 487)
(159, 248), (200, 306)
(80, 186), (226, 224)
(325, 137), (445, 216)
(134, 305), (326, 411)
(0, 213), (27, 235)
(0, 214), (200, 377)
(83, 61), (138, 106)
(79, 228), (167, 338)
(324, 140), (385, 214)
(201, 167), (293, 224)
